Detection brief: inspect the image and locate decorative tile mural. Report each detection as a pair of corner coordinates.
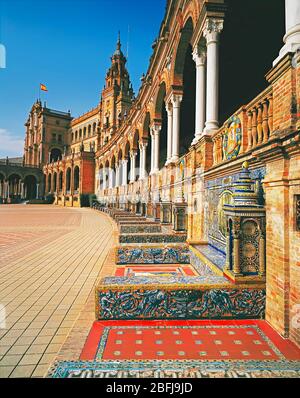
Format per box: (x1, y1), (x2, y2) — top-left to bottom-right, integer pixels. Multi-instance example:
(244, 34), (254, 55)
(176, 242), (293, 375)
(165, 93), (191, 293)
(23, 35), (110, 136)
(116, 246), (190, 265)
(120, 224), (162, 234)
(119, 234), (187, 244)
(96, 286), (266, 320)
(48, 359), (300, 378)
(223, 115), (242, 160)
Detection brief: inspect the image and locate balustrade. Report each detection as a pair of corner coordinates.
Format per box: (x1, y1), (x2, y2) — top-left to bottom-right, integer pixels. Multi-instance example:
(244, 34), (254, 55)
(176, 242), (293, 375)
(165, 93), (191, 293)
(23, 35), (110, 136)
(211, 87), (273, 167)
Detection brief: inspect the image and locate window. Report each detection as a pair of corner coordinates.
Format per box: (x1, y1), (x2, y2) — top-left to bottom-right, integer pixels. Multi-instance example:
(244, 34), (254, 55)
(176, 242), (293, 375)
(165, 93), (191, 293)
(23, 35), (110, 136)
(58, 135), (62, 143)
(52, 133), (56, 142)
(296, 195), (300, 231)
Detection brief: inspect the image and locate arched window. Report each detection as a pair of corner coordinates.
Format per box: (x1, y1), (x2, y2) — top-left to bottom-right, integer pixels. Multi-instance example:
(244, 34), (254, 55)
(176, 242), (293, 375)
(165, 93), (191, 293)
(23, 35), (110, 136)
(88, 125), (91, 136)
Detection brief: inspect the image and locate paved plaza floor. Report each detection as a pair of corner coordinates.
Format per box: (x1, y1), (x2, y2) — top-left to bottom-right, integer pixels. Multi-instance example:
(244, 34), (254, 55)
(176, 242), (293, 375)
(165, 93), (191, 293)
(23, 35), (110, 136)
(0, 205), (115, 378)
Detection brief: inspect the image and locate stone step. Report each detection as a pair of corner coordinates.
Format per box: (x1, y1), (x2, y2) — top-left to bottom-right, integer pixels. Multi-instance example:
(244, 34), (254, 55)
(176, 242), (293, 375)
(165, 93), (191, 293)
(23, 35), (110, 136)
(119, 233), (187, 244)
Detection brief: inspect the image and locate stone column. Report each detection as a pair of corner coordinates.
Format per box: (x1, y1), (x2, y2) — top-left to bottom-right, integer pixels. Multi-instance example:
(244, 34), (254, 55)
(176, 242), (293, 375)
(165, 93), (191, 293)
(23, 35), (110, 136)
(259, 233), (266, 276)
(122, 159), (128, 186)
(108, 168), (113, 189)
(192, 46), (206, 144)
(130, 150), (137, 182)
(139, 141), (147, 180)
(150, 129), (155, 174)
(36, 183), (39, 199)
(153, 125), (161, 174)
(171, 94), (183, 163)
(103, 168), (107, 190)
(274, 0), (300, 65)
(232, 223), (241, 275)
(20, 182), (24, 199)
(204, 18), (224, 133)
(116, 163), (120, 187)
(165, 102), (173, 165)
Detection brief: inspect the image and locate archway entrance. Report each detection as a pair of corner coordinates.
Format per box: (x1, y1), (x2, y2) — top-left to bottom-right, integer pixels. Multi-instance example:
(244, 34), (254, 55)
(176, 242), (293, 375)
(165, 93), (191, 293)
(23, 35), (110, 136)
(74, 167), (80, 192)
(8, 174), (22, 202)
(173, 17), (196, 155)
(179, 44), (196, 155)
(155, 82), (168, 168)
(0, 173), (5, 202)
(24, 175), (37, 200)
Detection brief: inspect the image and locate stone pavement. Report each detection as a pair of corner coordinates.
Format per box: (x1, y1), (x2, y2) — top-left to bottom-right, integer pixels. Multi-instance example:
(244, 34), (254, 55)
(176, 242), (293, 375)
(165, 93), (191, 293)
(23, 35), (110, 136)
(0, 205), (115, 378)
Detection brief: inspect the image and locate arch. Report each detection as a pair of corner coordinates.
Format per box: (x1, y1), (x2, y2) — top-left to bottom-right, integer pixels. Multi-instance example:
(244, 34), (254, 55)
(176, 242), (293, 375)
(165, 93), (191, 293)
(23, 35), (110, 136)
(132, 130), (140, 151)
(59, 171), (63, 191)
(142, 112), (151, 139)
(74, 166), (80, 191)
(124, 141), (130, 159)
(24, 175), (37, 200)
(53, 172), (57, 192)
(8, 173), (22, 201)
(154, 82), (167, 119)
(66, 168), (71, 192)
(173, 17), (194, 85)
(47, 173), (52, 193)
(50, 148), (62, 163)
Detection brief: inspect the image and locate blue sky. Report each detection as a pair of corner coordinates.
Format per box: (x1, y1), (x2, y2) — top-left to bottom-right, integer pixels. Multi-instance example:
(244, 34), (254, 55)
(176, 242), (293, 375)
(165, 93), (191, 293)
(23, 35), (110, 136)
(0, 0), (166, 157)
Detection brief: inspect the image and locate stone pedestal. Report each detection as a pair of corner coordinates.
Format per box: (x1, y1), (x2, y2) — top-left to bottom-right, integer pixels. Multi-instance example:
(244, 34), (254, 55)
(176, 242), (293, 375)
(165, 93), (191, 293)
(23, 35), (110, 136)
(173, 203), (188, 232)
(223, 162), (266, 284)
(160, 202), (172, 224)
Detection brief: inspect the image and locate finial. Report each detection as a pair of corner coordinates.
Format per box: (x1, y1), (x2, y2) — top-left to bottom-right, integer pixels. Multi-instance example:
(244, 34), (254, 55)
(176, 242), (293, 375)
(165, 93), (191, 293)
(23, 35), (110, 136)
(117, 31), (121, 49)
(242, 161), (249, 170)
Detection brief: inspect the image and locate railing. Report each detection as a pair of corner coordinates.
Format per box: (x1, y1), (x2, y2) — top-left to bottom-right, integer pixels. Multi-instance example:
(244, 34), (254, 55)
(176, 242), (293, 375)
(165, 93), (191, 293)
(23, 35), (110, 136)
(211, 86), (273, 167)
(245, 88), (273, 151)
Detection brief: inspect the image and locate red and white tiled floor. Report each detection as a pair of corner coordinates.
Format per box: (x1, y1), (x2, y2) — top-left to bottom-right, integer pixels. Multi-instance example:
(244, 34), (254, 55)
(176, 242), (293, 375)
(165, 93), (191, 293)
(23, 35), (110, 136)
(114, 264), (197, 277)
(80, 320), (300, 362)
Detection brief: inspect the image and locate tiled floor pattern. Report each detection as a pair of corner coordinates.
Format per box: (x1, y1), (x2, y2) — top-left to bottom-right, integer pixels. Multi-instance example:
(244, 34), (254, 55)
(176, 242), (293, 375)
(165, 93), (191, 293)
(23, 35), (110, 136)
(114, 265), (197, 277)
(0, 205), (115, 378)
(80, 320), (300, 362)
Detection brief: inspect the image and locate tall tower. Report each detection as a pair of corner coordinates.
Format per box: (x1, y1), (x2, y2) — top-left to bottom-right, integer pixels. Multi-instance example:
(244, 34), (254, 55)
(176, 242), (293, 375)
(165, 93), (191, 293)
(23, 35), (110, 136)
(100, 33), (134, 146)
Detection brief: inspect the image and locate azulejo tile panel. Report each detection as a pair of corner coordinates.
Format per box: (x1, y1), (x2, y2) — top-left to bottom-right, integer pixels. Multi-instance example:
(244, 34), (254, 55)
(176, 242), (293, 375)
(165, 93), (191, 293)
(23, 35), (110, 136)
(48, 359), (300, 378)
(120, 225), (162, 234)
(116, 246), (190, 265)
(119, 234), (187, 244)
(96, 287), (266, 320)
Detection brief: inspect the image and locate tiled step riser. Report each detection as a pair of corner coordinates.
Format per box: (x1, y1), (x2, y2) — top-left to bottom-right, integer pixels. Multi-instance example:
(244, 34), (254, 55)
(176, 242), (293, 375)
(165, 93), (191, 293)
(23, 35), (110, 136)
(117, 246), (190, 265)
(116, 218), (147, 223)
(120, 225), (162, 234)
(119, 234), (187, 244)
(96, 286), (266, 320)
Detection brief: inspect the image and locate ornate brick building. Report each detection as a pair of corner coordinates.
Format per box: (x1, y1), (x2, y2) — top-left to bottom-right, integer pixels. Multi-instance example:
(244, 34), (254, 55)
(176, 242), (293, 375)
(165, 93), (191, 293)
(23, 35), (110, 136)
(2, 0), (299, 348)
